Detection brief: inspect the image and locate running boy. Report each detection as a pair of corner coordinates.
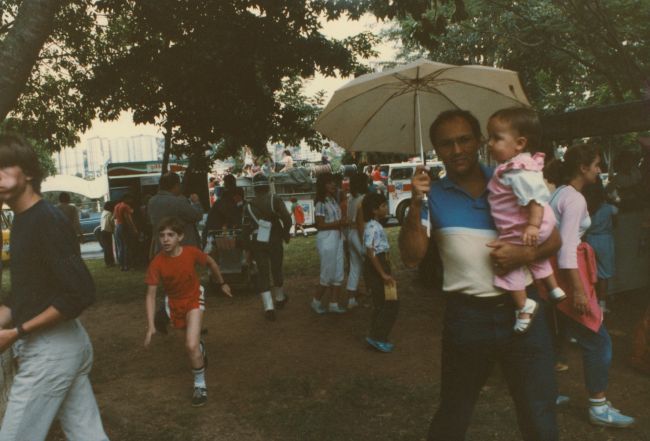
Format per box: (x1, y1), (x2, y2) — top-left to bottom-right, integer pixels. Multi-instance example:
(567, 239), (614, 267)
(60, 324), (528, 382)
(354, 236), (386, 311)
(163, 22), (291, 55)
(290, 197), (307, 237)
(362, 193), (399, 353)
(486, 107), (566, 333)
(144, 217), (232, 407)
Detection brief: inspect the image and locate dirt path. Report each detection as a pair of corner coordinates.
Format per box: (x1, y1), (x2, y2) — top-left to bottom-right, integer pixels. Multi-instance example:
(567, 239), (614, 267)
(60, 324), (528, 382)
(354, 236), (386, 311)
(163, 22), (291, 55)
(48, 269), (649, 441)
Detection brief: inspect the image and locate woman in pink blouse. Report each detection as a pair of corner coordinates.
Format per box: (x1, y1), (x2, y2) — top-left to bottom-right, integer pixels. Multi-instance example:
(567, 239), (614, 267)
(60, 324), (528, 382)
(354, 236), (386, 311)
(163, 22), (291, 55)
(548, 143), (634, 428)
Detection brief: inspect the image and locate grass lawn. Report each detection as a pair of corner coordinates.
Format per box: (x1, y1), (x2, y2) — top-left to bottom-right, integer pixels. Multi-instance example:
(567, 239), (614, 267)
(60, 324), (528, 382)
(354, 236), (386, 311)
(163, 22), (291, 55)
(2, 227), (649, 441)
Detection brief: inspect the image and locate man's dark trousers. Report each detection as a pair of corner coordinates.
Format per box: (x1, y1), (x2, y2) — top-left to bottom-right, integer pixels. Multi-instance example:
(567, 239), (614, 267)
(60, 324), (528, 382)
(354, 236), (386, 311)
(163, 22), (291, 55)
(428, 287), (558, 441)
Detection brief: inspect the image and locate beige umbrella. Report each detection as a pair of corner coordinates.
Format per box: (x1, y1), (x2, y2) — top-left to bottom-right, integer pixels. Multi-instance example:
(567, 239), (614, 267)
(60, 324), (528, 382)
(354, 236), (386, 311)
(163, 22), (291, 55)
(313, 59), (531, 161)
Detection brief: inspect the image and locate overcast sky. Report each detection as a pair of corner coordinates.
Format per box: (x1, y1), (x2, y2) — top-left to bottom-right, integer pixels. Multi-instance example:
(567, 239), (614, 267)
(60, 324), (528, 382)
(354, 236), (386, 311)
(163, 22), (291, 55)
(78, 14), (398, 143)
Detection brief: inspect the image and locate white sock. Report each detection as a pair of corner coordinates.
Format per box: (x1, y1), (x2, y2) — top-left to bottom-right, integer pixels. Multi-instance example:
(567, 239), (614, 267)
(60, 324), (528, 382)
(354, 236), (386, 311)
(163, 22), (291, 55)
(192, 366), (206, 388)
(589, 397), (607, 413)
(329, 302), (339, 309)
(261, 291), (274, 311)
(312, 298), (322, 306)
(273, 287), (285, 301)
(550, 287), (566, 299)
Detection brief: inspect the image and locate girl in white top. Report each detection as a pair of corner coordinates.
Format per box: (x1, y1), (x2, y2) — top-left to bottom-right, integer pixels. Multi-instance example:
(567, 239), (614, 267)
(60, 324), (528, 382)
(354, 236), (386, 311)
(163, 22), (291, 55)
(311, 173), (346, 314)
(345, 173), (369, 308)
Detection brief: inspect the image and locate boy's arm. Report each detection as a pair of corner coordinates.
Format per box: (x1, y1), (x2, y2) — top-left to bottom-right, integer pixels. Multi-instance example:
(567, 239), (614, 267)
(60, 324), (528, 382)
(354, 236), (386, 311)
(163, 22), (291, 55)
(365, 247), (395, 287)
(144, 285), (157, 347)
(205, 256), (232, 297)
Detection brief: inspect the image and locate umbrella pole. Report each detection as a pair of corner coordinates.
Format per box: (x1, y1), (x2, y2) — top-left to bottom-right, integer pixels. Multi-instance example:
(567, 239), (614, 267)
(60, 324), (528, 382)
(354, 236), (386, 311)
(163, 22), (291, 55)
(416, 90), (425, 165)
(415, 89), (431, 237)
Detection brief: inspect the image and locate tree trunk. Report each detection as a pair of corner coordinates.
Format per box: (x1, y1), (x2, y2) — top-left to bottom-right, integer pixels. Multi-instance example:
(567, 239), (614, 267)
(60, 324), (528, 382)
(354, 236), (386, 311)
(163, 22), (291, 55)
(161, 117), (172, 174)
(0, 0), (64, 121)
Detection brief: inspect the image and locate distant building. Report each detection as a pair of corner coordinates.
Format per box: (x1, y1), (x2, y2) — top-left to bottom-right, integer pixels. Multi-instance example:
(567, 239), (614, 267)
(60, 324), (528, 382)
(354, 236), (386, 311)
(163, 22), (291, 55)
(53, 135), (164, 178)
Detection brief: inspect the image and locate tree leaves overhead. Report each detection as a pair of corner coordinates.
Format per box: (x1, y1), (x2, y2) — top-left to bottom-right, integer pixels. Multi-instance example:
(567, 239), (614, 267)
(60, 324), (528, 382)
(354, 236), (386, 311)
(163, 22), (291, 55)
(0, 0), (99, 152)
(384, 0), (650, 114)
(87, 0), (378, 162)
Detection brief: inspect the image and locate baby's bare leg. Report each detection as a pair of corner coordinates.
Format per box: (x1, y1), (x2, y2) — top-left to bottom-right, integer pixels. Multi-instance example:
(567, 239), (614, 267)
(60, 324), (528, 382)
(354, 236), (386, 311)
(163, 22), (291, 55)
(510, 289), (528, 311)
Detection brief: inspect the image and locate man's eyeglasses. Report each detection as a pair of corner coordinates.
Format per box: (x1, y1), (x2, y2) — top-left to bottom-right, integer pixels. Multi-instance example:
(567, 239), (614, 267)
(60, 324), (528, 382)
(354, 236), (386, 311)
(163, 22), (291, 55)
(435, 135), (478, 150)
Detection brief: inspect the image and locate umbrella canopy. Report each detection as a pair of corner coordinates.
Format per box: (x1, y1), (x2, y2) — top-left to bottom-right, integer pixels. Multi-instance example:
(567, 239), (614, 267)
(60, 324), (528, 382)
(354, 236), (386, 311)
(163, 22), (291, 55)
(313, 59), (531, 158)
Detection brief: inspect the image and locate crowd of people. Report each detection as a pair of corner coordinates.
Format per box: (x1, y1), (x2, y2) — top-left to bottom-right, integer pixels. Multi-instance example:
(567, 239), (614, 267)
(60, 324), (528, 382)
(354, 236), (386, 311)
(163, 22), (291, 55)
(0, 102), (645, 439)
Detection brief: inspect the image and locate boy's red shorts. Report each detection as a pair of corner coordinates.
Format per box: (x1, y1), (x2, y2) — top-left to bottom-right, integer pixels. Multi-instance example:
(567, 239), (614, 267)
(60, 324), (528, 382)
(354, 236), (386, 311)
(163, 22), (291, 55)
(165, 286), (205, 329)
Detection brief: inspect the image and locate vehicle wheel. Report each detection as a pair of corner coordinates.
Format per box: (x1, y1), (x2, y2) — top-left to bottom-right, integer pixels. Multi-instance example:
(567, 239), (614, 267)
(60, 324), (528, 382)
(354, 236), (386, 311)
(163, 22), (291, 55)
(396, 200), (411, 225)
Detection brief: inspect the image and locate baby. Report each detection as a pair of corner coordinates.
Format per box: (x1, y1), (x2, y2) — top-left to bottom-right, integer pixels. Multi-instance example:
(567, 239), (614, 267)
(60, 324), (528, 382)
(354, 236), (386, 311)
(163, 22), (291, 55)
(487, 107), (566, 333)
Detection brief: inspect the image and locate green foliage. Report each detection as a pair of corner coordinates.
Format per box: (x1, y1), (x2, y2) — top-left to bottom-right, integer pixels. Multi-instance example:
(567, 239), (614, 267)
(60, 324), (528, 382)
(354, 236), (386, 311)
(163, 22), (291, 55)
(0, 0), (101, 152)
(86, 0), (379, 166)
(384, 0), (650, 114)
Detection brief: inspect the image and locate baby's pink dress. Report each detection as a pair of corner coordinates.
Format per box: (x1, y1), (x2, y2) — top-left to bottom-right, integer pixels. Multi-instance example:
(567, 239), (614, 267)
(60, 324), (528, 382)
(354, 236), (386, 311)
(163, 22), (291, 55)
(487, 152), (557, 291)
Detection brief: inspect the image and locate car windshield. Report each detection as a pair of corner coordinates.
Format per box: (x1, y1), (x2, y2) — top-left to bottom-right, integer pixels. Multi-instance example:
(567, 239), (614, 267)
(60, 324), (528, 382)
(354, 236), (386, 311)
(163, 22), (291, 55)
(390, 167), (414, 180)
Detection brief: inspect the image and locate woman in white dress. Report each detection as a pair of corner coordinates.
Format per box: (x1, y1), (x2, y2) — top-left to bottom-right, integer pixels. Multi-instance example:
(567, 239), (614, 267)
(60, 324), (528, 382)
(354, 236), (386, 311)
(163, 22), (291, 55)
(310, 173), (346, 314)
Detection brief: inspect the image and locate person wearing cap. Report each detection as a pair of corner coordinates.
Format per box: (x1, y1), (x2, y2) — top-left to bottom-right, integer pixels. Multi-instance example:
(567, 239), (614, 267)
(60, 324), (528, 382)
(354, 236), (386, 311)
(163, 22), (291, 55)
(242, 174), (292, 321)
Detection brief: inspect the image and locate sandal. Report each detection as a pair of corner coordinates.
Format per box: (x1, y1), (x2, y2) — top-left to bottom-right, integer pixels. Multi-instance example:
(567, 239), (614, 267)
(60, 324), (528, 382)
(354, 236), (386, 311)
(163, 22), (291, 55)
(514, 298), (539, 334)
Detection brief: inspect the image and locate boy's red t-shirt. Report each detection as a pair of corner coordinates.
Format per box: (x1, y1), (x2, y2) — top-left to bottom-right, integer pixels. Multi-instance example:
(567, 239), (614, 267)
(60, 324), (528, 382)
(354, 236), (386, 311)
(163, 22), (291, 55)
(145, 246), (208, 299)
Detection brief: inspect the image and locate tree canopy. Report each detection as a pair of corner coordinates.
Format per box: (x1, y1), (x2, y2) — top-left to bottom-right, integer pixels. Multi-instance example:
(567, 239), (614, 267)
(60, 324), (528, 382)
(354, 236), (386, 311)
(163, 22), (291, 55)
(0, 0), (381, 174)
(86, 0), (378, 167)
(383, 0), (650, 114)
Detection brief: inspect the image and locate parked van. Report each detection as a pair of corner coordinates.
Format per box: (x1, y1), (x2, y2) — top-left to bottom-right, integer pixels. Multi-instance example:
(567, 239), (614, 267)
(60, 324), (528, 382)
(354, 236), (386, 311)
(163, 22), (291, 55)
(379, 162), (444, 224)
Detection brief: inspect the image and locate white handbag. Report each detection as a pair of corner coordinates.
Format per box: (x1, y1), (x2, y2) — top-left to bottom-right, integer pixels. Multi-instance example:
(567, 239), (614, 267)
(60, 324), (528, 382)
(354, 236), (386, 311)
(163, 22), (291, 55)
(247, 203), (272, 243)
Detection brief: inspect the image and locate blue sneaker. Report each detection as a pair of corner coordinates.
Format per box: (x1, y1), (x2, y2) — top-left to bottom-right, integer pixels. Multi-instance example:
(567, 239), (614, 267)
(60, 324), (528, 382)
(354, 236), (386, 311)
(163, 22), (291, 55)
(328, 304), (347, 314)
(310, 300), (327, 315)
(589, 403), (635, 428)
(365, 337), (394, 353)
(555, 395), (570, 407)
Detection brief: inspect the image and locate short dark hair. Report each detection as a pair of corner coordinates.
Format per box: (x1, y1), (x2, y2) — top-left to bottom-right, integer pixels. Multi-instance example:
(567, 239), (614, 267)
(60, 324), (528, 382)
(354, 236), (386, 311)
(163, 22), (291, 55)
(0, 134), (45, 193)
(490, 106), (541, 151)
(284, 149), (291, 156)
(429, 110), (481, 147)
(159, 172), (181, 191)
(157, 216), (185, 235)
(350, 172), (369, 197)
(315, 172), (337, 203)
(59, 192), (71, 203)
(223, 174), (236, 189)
(362, 192), (387, 221)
